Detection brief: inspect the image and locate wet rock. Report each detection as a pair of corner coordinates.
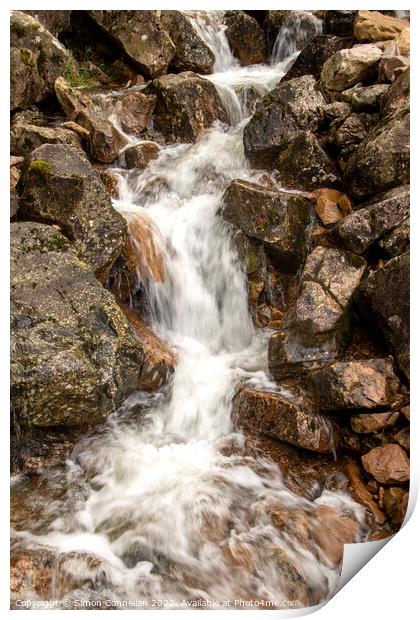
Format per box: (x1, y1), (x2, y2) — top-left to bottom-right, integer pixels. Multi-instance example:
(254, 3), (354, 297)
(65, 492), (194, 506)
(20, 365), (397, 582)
(344, 108), (409, 202)
(55, 77), (127, 163)
(23, 10), (72, 37)
(100, 90), (157, 136)
(381, 68), (410, 116)
(344, 84), (390, 111)
(378, 216), (409, 258)
(307, 358), (400, 411)
(243, 75), (326, 168)
(383, 487), (408, 526)
(328, 185), (410, 254)
(233, 386), (340, 454)
(313, 188), (351, 227)
(224, 11), (266, 66)
(361, 444), (410, 484)
(10, 11), (72, 110)
(355, 252), (409, 379)
(145, 72), (228, 144)
(275, 131), (341, 191)
(379, 55), (409, 83)
(271, 11), (323, 58)
(324, 11), (357, 37)
(312, 505), (360, 565)
(354, 11), (409, 43)
(161, 11), (215, 74)
(345, 460), (386, 525)
(320, 44), (383, 92)
(11, 547), (55, 600)
(125, 142), (160, 170)
(268, 247), (366, 380)
(221, 179), (312, 272)
(11, 223), (143, 427)
(88, 10), (175, 79)
(119, 305), (176, 392)
(19, 144), (127, 282)
(282, 35), (353, 82)
(10, 123), (82, 156)
(351, 412), (399, 434)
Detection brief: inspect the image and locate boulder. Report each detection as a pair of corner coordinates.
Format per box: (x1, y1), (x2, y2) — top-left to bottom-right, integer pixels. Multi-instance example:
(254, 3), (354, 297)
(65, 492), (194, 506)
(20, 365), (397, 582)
(23, 10), (72, 37)
(354, 11), (409, 43)
(10, 124), (82, 156)
(328, 185), (410, 254)
(125, 142), (160, 170)
(394, 427), (410, 452)
(312, 505), (360, 565)
(345, 460), (386, 525)
(306, 358), (400, 411)
(331, 113), (374, 150)
(243, 75), (326, 168)
(10, 11), (72, 110)
(344, 108), (409, 202)
(161, 11), (215, 74)
(361, 444), (410, 484)
(282, 35), (353, 82)
(383, 487), (408, 526)
(381, 68), (410, 115)
(324, 101), (352, 123)
(320, 44), (383, 92)
(275, 131), (341, 191)
(324, 11), (357, 37)
(145, 72), (228, 143)
(379, 55), (409, 83)
(313, 188), (351, 227)
(378, 216), (409, 258)
(344, 84), (390, 111)
(351, 412), (399, 434)
(11, 222), (143, 427)
(99, 90), (157, 136)
(18, 144), (127, 282)
(233, 386), (340, 454)
(355, 252), (409, 379)
(224, 11), (266, 66)
(268, 247), (366, 380)
(55, 77), (127, 163)
(88, 10), (175, 79)
(220, 179), (312, 272)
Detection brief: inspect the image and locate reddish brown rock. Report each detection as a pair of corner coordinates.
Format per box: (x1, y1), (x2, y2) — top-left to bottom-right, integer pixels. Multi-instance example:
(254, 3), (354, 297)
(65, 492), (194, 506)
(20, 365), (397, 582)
(361, 444), (410, 484)
(224, 11), (267, 66)
(11, 548), (54, 600)
(233, 386), (340, 454)
(383, 486), (409, 526)
(312, 504), (360, 565)
(350, 412), (399, 434)
(125, 142), (160, 170)
(393, 427), (410, 452)
(313, 188), (352, 227)
(345, 460), (385, 525)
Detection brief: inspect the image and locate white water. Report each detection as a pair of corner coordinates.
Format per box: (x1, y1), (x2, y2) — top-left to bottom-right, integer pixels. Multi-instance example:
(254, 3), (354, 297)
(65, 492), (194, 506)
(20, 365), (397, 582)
(12, 11), (367, 609)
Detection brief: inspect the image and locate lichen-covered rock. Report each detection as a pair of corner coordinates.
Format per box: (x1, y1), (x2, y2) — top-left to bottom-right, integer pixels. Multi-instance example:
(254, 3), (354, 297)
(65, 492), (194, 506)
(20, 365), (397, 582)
(233, 386), (340, 454)
(55, 77), (127, 163)
(344, 108), (409, 202)
(275, 131), (341, 191)
(224, 11), (266, 66)
(10, 123), (82, 156)
(355, 252), (409, 379)
(243, 75), (326, 168)
(282, 35), (353, 82)
(19, 144), (127, 282)
(331, 113), (374, 151)
(220, 179), (313, 272)
(306, 358), (400, 411)
(88, 10), (175, 79)
(381, 68), (410, 116)
(10, 11), (72, 110)
(361, 444), (410, 485)
(351, 411), (399, 434)
(161, 10), (215, 74)
(378, 216), (409, 258)
(328, 185), (410, 254)
(145, 72), (227, 143)
(344, 84), (390, 112)
(11, 222), (143, 427)
(320, 44), (383, 92)
(124, 142), (160, 170)
(23, 10), (72, 37)
(268, 247), (366, 380)
(354, 11), (409, 43)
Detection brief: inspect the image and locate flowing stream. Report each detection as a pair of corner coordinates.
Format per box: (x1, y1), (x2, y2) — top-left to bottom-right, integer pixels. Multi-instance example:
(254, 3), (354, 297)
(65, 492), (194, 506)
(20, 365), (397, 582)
(12, 12), (367, 609)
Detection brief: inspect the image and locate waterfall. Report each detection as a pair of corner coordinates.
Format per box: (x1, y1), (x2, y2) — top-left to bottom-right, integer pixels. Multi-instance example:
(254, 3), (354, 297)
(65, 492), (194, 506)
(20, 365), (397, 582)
(270, 11), (323, 65)
(11, 11), (367, 609)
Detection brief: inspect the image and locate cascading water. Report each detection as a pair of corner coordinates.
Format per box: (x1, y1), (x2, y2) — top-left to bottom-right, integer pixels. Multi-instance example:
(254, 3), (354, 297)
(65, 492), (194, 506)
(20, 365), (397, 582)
(11, 11), (367, 609)
(270, 11), (323, 65)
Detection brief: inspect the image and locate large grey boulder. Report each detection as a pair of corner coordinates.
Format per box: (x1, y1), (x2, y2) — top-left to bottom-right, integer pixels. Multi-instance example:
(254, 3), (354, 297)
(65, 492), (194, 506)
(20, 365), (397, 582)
(11, 223), (143, 427)
(10, 11), (72, 110)
(88, 10), (175, 79)
(161, 11), (215, 74)
(18, 144), (127, 283)
(320, 44), (383, 92)
(243, 75), (326, 168)
(10, 123), (82, 156)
